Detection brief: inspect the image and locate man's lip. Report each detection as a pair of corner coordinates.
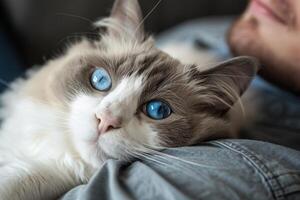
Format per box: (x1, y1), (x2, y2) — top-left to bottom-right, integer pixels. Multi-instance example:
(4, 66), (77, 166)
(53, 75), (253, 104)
(248, 0), (287, 24)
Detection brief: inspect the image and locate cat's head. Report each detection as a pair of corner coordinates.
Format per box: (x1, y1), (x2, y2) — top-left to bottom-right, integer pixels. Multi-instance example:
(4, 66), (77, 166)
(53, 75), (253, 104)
(36, 0), (258, 167)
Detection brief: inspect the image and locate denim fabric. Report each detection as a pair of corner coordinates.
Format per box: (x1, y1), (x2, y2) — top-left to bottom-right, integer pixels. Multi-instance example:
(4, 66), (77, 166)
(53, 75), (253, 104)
(240, 77), (300, 150)
(156, 17), (233, 59)
(62, 140), (300, 200)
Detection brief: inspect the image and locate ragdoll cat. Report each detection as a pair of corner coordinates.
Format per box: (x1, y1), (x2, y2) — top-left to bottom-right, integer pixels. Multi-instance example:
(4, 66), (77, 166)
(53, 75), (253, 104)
(0, 0), (258, 199)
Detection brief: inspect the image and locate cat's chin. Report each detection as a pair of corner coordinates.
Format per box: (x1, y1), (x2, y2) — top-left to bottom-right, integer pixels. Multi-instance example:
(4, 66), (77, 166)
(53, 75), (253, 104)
(97, 130), (134, 160)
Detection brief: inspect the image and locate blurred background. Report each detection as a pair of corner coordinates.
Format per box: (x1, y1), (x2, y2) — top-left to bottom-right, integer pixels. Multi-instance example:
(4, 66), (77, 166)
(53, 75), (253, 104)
(0, 0), (247, 90)
(1, 0), (247, 65)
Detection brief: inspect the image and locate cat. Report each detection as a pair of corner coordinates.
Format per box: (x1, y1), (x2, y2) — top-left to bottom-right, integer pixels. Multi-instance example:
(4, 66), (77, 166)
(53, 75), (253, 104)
(0, 0), (258, 199)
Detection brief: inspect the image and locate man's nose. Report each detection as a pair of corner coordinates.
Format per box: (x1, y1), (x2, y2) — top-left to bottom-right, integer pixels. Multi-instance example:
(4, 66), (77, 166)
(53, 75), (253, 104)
(96, 113), (122, 135)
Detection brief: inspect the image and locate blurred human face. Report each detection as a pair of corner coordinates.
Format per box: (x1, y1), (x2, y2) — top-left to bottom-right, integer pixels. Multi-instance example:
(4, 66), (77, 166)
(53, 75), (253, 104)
(228, 0), (300, 92)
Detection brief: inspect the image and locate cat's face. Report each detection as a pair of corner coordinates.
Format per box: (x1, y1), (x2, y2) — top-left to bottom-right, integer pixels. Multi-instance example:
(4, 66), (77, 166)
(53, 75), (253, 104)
(28, 0), (258, 168)
(65, 41), (199, 165)
(54, 38), (218, 166)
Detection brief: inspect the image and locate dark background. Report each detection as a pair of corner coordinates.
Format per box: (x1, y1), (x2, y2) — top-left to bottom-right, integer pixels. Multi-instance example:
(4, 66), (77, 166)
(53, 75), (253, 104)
(0, 0), (247, 67)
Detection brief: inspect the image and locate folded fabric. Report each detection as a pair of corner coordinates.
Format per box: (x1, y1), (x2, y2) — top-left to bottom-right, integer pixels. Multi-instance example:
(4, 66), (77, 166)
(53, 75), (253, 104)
(62, 139), (300, 200)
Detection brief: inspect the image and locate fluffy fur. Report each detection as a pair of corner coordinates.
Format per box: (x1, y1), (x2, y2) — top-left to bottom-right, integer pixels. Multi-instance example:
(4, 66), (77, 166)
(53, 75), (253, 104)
(0, 0), (258, 199)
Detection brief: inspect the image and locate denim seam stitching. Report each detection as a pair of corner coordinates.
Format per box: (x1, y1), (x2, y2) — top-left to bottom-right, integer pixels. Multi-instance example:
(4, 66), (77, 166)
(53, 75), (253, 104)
(273, 174), (300, 196)
(277, 186), (300, 198)
(210, 141), (286, 200)
(271, 172), (300, 178)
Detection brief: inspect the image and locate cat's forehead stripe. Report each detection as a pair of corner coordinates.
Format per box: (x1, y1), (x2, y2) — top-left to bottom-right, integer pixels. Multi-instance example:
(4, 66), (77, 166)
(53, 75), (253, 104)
(99, 75), (145, 120)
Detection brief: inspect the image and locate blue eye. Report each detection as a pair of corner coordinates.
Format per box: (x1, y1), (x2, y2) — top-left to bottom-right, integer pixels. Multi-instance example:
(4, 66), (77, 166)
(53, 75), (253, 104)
(90, 68), (112, 91)
(145, 100), (172, 120)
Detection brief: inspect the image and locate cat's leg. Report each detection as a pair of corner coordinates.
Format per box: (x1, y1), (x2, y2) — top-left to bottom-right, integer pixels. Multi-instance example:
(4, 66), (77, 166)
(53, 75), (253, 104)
(0, 159), (80, 200)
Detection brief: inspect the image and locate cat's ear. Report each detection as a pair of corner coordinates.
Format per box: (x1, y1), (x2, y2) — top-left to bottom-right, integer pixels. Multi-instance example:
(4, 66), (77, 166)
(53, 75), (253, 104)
(193, 56), (259, 114)
(97, 0), (145, 41)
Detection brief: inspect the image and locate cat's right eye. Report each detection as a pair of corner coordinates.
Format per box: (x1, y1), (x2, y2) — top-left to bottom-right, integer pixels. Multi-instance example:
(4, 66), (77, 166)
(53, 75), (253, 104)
(144, 100), (172, 120)
(90, 67), (112, 91)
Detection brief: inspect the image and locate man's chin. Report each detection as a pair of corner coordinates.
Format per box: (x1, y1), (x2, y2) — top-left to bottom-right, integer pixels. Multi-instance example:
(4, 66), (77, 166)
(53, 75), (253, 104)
(228, 16), (299, 93)
(228, 15), (262, 58)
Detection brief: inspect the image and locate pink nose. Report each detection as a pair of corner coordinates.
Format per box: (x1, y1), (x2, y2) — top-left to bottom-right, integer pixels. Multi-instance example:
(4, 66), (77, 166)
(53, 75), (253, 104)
(96, 113), (122, 135)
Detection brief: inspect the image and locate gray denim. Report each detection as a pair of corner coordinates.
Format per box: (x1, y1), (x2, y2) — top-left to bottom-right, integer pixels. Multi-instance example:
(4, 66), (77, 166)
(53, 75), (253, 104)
(62, 139), (300, 200)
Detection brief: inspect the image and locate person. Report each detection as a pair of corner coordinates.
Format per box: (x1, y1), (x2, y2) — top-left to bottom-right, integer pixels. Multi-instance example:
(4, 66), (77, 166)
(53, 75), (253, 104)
(229, 0), (300, 94)
(61, 1), (300, 199)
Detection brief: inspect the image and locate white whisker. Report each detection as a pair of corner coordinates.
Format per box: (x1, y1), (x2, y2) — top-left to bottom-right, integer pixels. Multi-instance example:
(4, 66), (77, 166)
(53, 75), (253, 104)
(134, 0), (162, 34)
(55, 13), (94, 24)
(130, 144), (226, 169)
(131, 151), (169, 167)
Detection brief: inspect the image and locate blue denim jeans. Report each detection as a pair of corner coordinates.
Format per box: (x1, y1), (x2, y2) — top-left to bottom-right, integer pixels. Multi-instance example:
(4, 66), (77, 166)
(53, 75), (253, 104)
(62, 139), (300, 200)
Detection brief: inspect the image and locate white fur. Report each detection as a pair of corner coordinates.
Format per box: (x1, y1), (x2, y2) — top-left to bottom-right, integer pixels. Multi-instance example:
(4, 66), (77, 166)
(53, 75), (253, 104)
(0, 82), (97, 197)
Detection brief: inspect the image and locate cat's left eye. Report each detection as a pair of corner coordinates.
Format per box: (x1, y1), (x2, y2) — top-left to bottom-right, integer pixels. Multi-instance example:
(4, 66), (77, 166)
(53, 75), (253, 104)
(90, 67), (112, 91)
(144, 100), (172, 120)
